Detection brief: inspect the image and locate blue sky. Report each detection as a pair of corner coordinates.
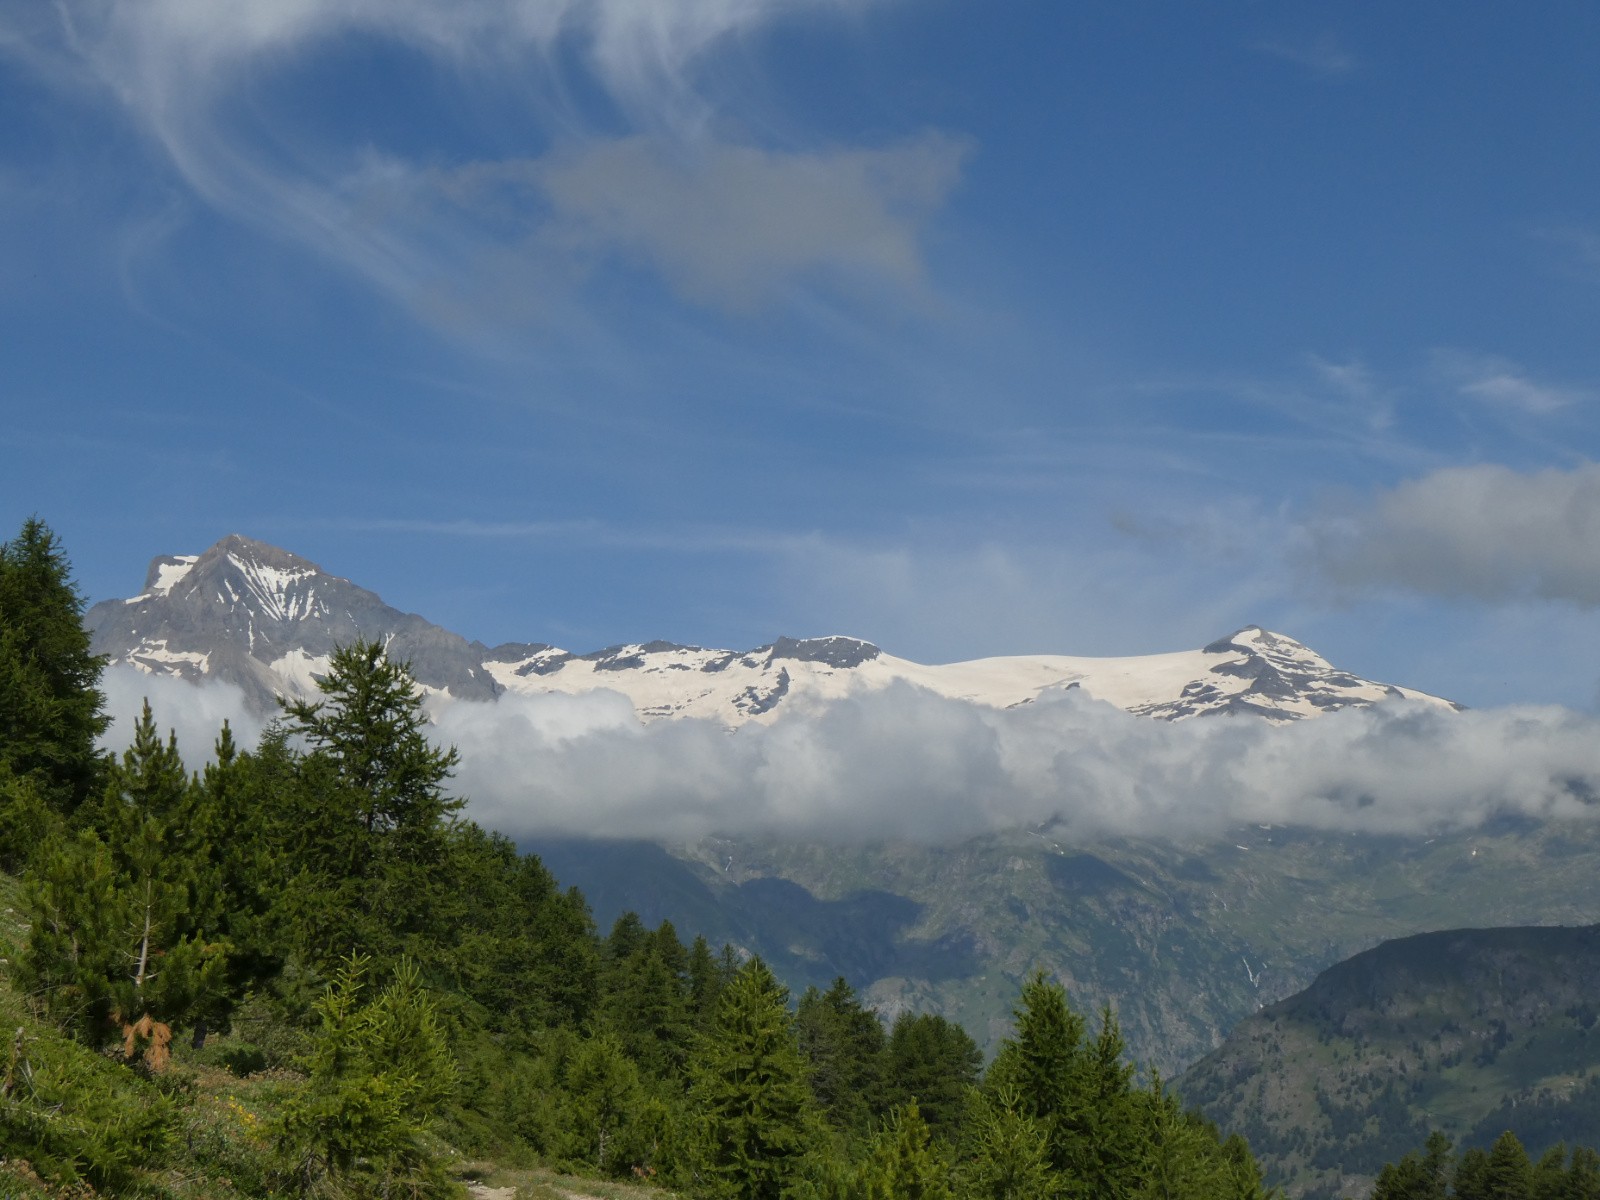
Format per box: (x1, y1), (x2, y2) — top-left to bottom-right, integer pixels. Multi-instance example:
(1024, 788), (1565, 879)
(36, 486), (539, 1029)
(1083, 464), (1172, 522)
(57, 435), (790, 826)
(7, 1), (1600, 711)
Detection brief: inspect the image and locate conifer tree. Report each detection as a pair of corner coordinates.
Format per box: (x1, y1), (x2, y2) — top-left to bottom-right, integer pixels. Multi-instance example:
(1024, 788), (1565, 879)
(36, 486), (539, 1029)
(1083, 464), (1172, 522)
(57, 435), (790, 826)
(0, 517), (108, 820)
(280, 640), (462, 961)
(690, 957), (814, 1199)
(1132, 1075), (1231, 1200)
(885, 1011), (982, 1140)
(1456, 1146), (1494, 1200)
(1421, 1131), (1455, 1200)
(1080, 1004), (1140, 1200)
(987, 971), (1090, 1183)
(1484, 1130), (1533, 1200)
(436, 825), (599, 1031)
(1531, 1145), (1569, 1200)
(857, 1102), (954, 1200)
(798, 977), (888, 1136)
(958, 1084), (1061, 1200)
(275, 955), (455, 1197)
(197, 721), (285, 1004)
(565, 1031), (645, 1174)
(1567, 1146), (1600, 1200)
(600, 916), (694, 1080)
(22, 705), (228, 1057)
(689, 934), (727, 1026)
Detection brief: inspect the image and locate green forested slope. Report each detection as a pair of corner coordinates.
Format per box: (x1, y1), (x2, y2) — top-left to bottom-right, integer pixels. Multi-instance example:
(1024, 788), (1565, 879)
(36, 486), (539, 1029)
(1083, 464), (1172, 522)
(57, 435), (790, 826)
(1177, 925), (1600, 1200)
(537, 818), (1600, 1076)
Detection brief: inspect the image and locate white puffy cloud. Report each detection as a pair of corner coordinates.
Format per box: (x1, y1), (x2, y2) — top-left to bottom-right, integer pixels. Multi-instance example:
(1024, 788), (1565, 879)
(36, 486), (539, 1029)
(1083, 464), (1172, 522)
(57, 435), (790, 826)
(1310, 462), (1600, 605)
(436, 684), (1600, 844)
(100, 665), (268, 765)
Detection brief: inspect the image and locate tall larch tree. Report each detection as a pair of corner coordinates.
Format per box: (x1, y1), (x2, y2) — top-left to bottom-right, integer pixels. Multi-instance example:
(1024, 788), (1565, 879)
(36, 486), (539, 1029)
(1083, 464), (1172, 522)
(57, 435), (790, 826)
(279, 639), (462, 963)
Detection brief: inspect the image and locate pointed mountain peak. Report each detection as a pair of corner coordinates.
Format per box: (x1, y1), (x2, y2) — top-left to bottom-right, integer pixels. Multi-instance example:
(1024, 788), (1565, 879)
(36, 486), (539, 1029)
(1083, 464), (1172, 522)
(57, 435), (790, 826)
(1203, 626), (1315, 657)
(199, 533), (325, 575)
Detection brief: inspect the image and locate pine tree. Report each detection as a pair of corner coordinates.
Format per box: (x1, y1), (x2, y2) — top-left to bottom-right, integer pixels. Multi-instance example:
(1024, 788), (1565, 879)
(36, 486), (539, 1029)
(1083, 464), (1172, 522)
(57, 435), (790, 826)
(987, 971), (1090, 1183)
(22, 705), (228, 1058)
(1564, 1146), (1600, 1200)
(797, 977), (888, 1136)
(1131, 1075), (1233, 1200)
(1420, 1131), (1454, 1200)
(275, 955), (455, 1198)
(885, 1011), (982, 1140)
(689, 935), (727, 1027)
(1457, 1147), (1494, 1200)
(565, 1031), (645, 1174)
(600, 916), (694, 1080)
(857, 1102), (954, 1200)
(957, 1084), (1061, 1200)
(1080, 1004), (1140, 1200)
(1484, 1130), (1533, 1200)
(1532, 1145), (1569, 1200)
(197, 721), (285, 1008)
(690, 957), (815, 1199)
(0, 517), (108, 821)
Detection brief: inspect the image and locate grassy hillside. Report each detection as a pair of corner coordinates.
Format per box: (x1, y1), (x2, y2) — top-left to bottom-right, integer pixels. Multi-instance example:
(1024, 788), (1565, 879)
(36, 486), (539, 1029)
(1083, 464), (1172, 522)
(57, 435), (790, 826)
(0, 865), (656, 1200)
(534, 816), (1600, 1075)
(1176, 924), (1600, 1200)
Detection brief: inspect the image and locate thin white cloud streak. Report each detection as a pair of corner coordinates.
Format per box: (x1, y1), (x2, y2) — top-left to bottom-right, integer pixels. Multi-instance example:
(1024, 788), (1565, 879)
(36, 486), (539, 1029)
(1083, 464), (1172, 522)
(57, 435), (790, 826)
(1311, 462), (1600, 606)
(1532, 225), (1600, 280)
(1430, 349), (1585, 415)
(1, 0), (951, 322)
(94, 666), (1600, 843)
(1252, 32), (1356, 78)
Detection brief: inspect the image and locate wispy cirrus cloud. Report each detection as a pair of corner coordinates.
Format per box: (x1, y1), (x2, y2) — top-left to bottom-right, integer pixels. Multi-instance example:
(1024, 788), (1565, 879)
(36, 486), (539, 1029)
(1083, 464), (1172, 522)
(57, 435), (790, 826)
(1532, 224), (1600, 280)
(1252, 31), (1357, 78)
(1430, 349), (1586, 415)
(0, 0), (963, 323)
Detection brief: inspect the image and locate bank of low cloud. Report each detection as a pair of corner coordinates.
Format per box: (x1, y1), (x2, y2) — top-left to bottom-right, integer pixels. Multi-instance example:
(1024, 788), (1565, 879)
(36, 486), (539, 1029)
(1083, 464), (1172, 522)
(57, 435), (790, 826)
(437, 684), (1600, 844)
(105, 664), (1600, 844)
(100, 665), (268, 765)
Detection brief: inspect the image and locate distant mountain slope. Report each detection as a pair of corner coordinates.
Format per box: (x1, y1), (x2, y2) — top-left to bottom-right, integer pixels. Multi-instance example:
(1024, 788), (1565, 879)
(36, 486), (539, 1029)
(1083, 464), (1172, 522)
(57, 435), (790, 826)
(86, 535), (1455, 722)
(538, 820), (1600, 1078)
(1176, 924), (1600, 1200)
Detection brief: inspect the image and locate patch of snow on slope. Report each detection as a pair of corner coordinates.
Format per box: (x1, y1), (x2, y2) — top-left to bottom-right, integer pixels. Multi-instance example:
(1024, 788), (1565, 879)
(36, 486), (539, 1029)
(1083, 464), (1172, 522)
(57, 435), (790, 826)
(128, 641), (210, 675)
(269, 649), (333, 698)
(231, 556), (320, 624)
(151, 556), (199, 594)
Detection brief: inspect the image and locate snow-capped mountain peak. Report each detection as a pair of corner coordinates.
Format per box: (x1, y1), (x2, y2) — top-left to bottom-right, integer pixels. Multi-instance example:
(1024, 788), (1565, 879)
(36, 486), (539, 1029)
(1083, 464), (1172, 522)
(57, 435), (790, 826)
(86, 536), (1457, 724)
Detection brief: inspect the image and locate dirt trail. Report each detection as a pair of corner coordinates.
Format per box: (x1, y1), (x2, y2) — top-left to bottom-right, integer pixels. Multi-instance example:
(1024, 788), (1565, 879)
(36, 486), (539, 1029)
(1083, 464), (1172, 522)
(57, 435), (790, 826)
(468, 1184), (607, 1200)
